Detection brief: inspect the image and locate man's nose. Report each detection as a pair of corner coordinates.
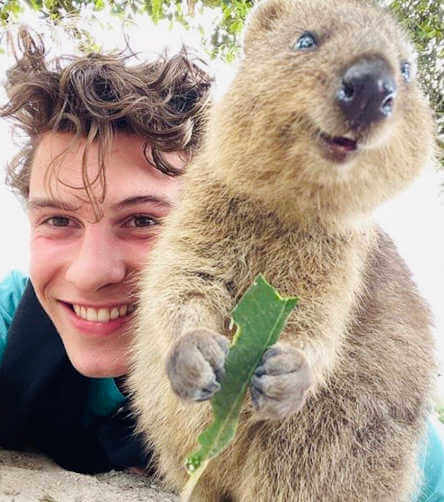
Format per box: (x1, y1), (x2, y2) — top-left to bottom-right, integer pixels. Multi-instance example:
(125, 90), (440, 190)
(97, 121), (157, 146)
(65, 225), (126, 292)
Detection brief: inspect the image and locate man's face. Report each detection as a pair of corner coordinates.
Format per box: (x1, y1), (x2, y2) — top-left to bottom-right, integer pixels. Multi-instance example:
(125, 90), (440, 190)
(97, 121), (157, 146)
(28, 132), (184, 378)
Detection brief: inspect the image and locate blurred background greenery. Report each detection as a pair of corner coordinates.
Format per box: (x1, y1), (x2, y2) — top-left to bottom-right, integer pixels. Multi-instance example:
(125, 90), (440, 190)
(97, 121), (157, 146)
(0, 1), (442, 112)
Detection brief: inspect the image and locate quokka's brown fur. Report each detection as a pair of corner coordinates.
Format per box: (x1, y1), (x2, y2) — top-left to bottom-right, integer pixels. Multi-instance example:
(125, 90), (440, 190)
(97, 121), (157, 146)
(128, 0), (437, 500)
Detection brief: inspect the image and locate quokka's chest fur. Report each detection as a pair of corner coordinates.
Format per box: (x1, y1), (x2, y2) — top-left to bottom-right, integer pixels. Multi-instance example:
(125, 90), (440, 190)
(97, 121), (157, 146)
(169, 177), (371, 304)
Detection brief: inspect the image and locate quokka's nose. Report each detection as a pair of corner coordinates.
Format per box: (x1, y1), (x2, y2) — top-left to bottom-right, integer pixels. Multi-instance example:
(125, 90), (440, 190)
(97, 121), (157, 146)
(337, 58), (397, 130)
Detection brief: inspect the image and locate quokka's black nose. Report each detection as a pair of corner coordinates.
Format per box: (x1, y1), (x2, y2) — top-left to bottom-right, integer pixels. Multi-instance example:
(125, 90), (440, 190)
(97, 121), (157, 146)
(337, 58), (397, 130)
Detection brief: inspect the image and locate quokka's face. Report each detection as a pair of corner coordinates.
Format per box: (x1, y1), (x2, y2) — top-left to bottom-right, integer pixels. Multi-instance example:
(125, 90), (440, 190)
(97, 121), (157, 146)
(214, 0), (435, 220)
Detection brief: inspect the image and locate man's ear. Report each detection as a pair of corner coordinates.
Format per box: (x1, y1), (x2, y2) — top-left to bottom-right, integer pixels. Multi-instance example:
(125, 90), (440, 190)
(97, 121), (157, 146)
(242, 0), (292, 55)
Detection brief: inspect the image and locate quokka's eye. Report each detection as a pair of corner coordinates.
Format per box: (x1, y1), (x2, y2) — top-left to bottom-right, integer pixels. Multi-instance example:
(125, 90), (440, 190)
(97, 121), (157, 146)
(400, 61), (412, 82)
(292, 32), (318, 51)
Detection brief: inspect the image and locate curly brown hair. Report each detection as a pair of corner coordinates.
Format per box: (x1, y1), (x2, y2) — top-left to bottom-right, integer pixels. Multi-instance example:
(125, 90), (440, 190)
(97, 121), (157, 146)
(1, 26), (212, 217)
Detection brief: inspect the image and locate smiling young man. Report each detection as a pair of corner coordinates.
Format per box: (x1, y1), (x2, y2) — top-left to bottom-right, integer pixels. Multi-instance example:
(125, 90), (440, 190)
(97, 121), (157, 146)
(0, 27), (210, 474)
(28, 133), (184, 379)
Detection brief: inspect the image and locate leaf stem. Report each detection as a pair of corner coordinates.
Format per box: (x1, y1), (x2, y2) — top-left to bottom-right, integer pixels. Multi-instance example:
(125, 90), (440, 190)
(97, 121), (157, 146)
(180, 459), (210, 502)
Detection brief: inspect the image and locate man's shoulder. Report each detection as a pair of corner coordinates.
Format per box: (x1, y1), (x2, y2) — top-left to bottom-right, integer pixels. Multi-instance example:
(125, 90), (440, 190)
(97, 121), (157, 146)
(0, 270), (28, 318)
(0, 270), (28, 359)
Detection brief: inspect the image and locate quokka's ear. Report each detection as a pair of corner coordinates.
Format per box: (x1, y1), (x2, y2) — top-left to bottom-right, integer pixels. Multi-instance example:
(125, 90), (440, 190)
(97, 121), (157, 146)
(242, 0), (293, 55)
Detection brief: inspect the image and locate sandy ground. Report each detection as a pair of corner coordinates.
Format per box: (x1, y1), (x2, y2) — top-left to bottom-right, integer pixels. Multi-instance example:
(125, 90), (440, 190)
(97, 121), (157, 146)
(0, 449), (178, 502)
(1, 420), (443, 501)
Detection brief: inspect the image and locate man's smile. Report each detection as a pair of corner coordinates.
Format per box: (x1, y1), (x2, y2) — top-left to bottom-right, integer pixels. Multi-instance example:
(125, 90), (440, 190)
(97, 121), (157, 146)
(70, 302), (137, 322)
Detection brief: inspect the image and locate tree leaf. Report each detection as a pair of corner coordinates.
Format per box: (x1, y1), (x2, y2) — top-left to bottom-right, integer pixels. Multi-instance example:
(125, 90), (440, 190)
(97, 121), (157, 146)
(181, 274), (298, 501)
(151, 0), (162, 23)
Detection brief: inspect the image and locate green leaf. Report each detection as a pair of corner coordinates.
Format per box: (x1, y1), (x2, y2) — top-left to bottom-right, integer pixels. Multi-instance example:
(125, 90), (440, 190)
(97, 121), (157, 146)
(181, 275), (298, 500)
(151, 0), (162, 23)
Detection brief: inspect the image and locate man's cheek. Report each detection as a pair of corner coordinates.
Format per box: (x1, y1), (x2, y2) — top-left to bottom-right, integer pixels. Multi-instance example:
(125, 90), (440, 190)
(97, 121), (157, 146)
(30, 231), (74, 258)
(29, 236), (66, 285)
(124, 240), (159, 272)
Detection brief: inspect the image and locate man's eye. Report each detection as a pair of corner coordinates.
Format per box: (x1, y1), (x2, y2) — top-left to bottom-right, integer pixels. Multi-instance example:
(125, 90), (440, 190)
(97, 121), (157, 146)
(125, 215), (158, 228)
(44, 216), (72, 227)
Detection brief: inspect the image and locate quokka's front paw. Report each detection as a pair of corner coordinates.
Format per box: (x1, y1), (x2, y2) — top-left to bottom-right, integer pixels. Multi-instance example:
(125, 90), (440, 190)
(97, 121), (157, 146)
(250, 343), (313, 420)
(166, 329), (230, 402)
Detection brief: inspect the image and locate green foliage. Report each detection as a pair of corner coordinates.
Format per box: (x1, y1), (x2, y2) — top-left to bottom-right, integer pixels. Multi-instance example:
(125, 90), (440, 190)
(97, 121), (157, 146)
(205, 0), (252, 61)
(0, 0), (21, 24)
(387, 0), (443, 148)
(181, 275), (298, 501)
(1, 0), (441, 111)
(0, 1), (252, 59)
(438, 406), (444, 425)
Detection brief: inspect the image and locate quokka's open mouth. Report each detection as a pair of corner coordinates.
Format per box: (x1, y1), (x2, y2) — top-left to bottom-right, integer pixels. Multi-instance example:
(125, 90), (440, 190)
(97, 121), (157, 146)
(319, 132), (359, 162)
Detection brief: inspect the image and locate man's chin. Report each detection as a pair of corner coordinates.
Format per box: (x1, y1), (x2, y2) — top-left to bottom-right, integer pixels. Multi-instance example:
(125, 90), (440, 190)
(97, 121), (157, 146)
(67, 352), (127, 379)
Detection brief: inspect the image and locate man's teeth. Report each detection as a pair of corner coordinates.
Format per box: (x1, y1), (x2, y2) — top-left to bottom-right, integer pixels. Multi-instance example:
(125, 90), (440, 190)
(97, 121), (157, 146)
(72, 304), (136, 322)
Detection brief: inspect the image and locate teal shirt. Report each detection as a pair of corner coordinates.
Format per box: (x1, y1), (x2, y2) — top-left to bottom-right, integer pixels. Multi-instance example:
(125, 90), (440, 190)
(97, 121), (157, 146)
(418, 421), (444, 501)
(0, 270), (28, 361)
(1, 271), (443, 498)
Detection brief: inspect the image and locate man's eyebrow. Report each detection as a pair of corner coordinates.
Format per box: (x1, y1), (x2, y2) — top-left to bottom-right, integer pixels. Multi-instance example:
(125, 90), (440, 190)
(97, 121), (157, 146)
(112, 195), (172, 210)
(27, 198), (80, 211)
(27, 195), (172, 212)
